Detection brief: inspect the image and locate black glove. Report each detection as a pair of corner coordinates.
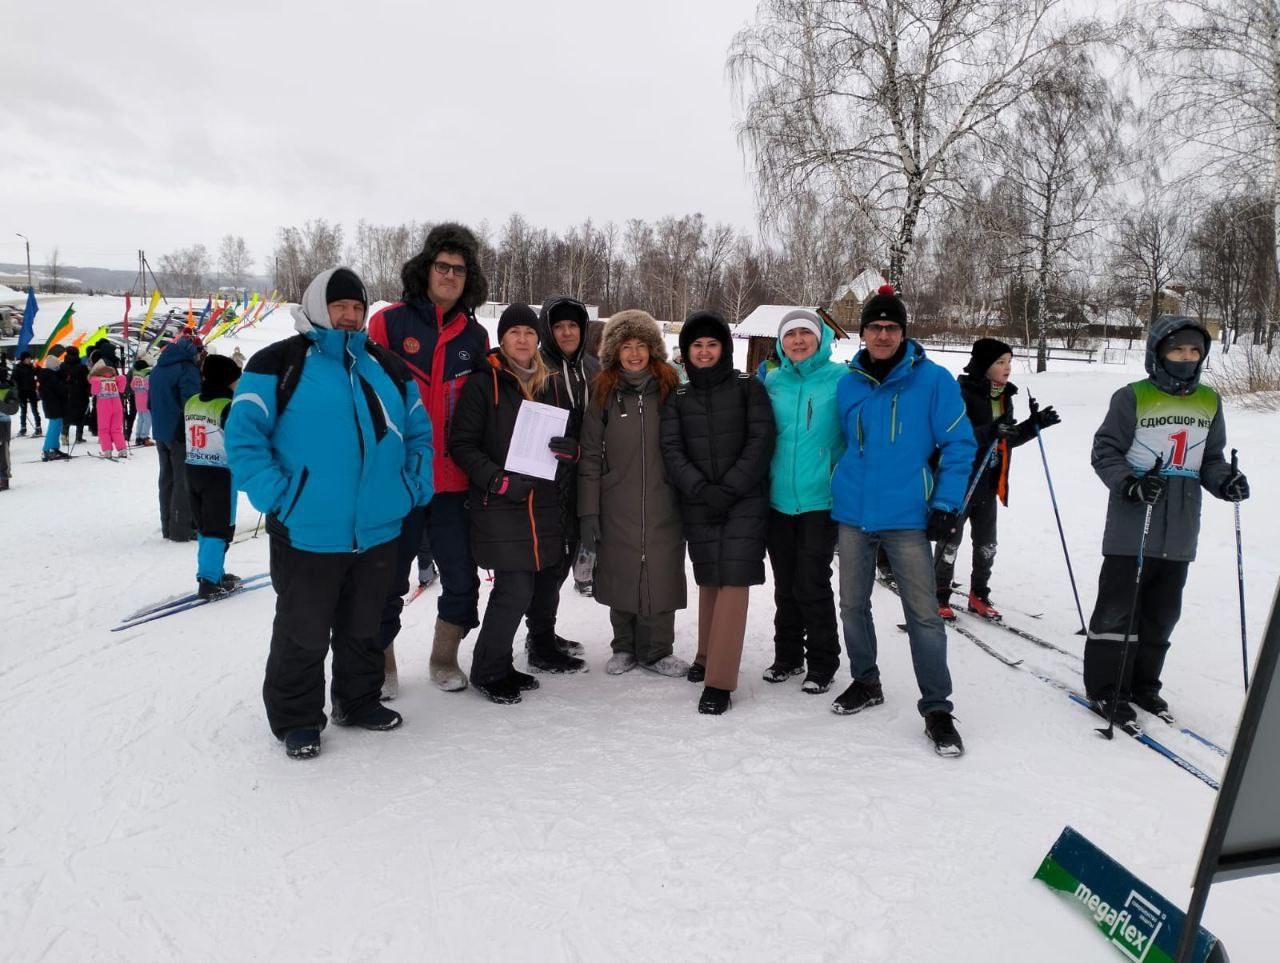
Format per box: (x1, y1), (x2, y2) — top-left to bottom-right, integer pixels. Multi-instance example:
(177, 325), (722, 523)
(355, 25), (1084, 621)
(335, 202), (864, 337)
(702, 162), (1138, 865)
(580, 514), (601, 552)
(995, 416), (1018, 439)
(1220, 471), (1250, 502)
(489, 472), (534, 501)
(702, 484), (736, 512)
(926, 509), (961, 542)
(1122, 474), (1166, 505)
(548, 435), (579, 463)
(1031, 405), (1060, 429)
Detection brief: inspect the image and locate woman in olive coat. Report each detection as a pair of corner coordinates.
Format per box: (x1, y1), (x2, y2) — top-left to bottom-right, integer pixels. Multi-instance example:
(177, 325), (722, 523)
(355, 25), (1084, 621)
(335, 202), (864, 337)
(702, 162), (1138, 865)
(578, 310), (688, 678)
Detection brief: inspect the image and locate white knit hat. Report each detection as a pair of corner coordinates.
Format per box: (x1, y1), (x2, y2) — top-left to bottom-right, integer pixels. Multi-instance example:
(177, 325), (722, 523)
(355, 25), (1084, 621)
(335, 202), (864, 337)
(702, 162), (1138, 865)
(778, 309), (822, 341)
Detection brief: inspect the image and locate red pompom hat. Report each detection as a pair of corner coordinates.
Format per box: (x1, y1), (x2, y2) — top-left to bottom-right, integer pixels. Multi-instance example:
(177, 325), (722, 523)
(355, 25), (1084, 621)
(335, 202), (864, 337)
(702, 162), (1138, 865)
(859, 283), (908, 334)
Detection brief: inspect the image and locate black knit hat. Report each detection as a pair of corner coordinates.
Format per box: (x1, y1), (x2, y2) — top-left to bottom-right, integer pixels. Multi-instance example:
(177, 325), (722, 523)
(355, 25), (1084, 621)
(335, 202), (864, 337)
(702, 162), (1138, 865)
(678, 310), (732, 360)
(202, 354), (241, 392)
(1158, 327), (1208, 357)
(498, 303), (540, 341)
(325, 267), (366, 306)
(860, 284), (908, 333)
(965, 337), (1013, 377)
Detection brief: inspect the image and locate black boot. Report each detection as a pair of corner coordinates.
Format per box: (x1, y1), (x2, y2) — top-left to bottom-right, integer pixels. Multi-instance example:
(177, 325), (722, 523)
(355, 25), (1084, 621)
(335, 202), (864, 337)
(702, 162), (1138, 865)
(554, 634), (585, 657)
(698, 686), (731, 715)
(474, 675), (523, 705)
(508, 668), (540, 692)
(333, 703), (403, 731)
(831, 680), (884, 715)
(685, 661), (706, 683)
(283, 728), (321, 759)
(762, 662), (804, 683)
(924, 711), (964, 757)
(197, 578), (229, 600)
(526, 635), (587, 674)
(801, 669), (835, 694)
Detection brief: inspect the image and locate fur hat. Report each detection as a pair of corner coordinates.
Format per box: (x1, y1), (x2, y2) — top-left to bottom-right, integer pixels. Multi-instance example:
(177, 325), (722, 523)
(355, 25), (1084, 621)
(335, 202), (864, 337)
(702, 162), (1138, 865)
(860, 284), (908, 333)
(401, 222), (489, 309)
(600, 309), (668, 370)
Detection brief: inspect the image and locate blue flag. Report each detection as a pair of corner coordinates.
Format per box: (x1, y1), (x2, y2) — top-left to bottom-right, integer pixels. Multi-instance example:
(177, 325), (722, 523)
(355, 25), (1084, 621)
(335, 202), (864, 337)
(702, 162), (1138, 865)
(15, 287), (38, 358)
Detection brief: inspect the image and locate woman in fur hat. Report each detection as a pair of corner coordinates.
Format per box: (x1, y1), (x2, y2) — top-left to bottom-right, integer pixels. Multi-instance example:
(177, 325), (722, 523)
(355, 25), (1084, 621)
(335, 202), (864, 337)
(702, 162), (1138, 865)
(578, 309), (689, 678)
(660, 311), (776, 714)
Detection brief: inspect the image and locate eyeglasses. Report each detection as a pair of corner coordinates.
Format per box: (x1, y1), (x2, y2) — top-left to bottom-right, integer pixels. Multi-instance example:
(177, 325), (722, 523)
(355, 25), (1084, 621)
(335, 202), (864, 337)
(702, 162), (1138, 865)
(431, 261), (468, 279)
(864, 323), (902, 336)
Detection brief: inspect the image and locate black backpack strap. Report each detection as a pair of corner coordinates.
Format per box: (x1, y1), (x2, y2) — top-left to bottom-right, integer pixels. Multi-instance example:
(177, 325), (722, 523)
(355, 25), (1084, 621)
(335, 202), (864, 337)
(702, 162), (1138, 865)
(364, 339), (411, 402)
(275, 335), (313, 416)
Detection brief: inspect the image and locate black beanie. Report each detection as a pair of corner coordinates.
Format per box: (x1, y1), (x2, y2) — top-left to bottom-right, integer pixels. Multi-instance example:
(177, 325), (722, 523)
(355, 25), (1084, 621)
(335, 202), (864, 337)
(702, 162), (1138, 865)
(965, 337), (1013, 377)
(498, 303), (540, 341)
(1159, 327), (1207, 357)
(678, 310), (732, 359)
(860, 284), (908, 333)
(325, 267), (366, 306)
(202, 354), (241, 392)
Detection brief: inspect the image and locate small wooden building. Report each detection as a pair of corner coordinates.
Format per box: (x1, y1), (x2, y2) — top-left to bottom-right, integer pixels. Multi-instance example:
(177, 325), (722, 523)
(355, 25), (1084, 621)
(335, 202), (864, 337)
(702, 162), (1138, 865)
(733, 304), (851, 374)
(828, 269), (887, 330)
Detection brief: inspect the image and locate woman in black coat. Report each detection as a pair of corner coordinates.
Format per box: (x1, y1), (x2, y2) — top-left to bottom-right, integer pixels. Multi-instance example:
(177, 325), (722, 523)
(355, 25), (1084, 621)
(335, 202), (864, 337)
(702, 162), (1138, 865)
(660, 311), (775, 714)
(451, 304), (580, 704)
(61, 346), (91, 444)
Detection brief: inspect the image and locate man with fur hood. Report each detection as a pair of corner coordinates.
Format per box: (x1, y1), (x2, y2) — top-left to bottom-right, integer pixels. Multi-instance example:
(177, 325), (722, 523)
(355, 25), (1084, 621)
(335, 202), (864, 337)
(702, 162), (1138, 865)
(1084, 315), (1248, 724)
(368, 223), (490, 695)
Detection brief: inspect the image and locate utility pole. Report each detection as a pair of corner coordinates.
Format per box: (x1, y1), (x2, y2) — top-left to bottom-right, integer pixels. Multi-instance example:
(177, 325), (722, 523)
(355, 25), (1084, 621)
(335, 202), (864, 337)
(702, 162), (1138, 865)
(15, 233), (31, 291)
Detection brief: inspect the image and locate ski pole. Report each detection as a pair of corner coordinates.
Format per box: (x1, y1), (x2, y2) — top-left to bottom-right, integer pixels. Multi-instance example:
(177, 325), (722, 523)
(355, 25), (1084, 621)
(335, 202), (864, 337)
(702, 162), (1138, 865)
(1098, 454), (1162, 741)
(1029, 395), (1087, 635)
(1231, 449), (1248, 691)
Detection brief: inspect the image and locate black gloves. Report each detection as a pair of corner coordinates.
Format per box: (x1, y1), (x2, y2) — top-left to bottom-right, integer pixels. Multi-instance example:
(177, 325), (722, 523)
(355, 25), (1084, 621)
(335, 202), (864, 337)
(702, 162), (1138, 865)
(489, 473), (534, 501)
(995, 416), (1018, 439)
(1220, 471), (1250, 502)
(926, 509), (961, 542)
(549, 435), (579, 463)
(701, 484), (736, 513)
(1027, 397), (1060, 431)
(580, 514), (601, 552)
(1122, 474), (1166, 505)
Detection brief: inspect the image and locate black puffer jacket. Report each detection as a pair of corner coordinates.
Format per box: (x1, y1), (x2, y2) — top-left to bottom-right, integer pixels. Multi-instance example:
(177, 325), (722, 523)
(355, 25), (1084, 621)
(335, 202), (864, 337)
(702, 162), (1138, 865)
(956, 374), (1035, 504)
(37, 361), (68, 419)
(451, 349), (572, 573)
(660, 320), (775, 587)
(62, 353), (91, 423)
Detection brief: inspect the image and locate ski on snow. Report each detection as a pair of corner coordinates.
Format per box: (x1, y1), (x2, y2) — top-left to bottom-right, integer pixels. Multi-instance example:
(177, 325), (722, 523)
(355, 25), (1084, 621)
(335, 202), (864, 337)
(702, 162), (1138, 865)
(954, 609), (1081, 662)
(898, 621), (1023, 667)
(118, 572), (271, 625)
(113, 580), (273, 631)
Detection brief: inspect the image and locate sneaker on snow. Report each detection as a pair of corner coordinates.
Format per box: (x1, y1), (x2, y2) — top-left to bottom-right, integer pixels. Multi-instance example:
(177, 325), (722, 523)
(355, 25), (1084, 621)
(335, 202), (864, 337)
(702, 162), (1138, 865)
(685, 661), (705, 683)
(525, 638), (588, 674)
(1132, 691), (1170, 716)
(641, 654), (690, 677)
(474, 675), (523, 704)
(418, 561), (439, 587)
(197, 578), (230, 601)
(17, 428), (27, 437)
(553, 634), (586, 658)
(801, 670), (835, 694)
(831, 680), (885, 716)
(966, 592), (1001, 620)
(606, 652), (638, 675)
(697, 686), (732, 715)
(762, 662), (804, 684)
(333, 703), (403, 730)
(284, 728), (321, 759)
(508, 668), (540, 691)
(924, 710), (964, 758)
(938, 602), (957, 621)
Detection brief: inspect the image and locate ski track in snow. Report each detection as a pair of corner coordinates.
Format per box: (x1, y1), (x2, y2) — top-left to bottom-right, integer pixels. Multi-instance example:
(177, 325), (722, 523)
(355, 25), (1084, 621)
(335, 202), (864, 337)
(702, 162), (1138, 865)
(1, 301), (1277, 960)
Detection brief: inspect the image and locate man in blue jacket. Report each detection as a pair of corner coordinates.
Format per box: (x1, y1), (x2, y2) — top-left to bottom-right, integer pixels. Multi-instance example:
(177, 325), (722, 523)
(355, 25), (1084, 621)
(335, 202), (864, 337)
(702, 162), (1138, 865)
(829, 285), (976, 757)
(227, 268), (433, 760)
(149, 335), (203, 540)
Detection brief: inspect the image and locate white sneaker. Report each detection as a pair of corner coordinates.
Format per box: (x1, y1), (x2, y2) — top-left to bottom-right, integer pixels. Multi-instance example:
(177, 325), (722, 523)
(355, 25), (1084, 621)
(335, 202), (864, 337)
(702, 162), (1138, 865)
(641, 655), (691, 678)
(606, 652), (638, 675)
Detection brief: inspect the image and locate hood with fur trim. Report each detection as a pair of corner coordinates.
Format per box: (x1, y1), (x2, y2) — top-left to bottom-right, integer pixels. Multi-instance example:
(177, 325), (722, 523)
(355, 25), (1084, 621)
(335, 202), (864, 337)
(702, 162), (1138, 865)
(401, 222), (489, 310)
(292, 267), (369, 335)
(599, 309), (668, 370)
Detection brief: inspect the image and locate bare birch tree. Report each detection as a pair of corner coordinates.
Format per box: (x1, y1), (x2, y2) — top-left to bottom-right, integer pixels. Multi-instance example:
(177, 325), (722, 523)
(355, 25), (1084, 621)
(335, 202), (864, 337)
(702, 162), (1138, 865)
(217, 235), (252, 290)
(1111, 191), (1191, 341)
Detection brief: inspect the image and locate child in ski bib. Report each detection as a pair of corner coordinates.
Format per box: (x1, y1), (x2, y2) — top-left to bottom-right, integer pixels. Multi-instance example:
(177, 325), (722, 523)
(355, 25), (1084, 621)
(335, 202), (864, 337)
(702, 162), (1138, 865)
(184, 354), (242, 600)
(131, 360), (152, 445)
(90, 355), (129, 457)
(1084, 315), (1250, 724)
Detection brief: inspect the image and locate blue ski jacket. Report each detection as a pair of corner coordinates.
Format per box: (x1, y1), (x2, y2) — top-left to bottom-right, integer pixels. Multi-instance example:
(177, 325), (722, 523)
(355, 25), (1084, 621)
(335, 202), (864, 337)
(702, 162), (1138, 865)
(149, 338), (202, 443)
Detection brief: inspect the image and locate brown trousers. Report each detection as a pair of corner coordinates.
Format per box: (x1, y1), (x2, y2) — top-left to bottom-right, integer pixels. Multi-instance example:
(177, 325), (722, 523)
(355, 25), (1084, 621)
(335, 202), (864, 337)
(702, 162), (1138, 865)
(695, 585), (749, 691)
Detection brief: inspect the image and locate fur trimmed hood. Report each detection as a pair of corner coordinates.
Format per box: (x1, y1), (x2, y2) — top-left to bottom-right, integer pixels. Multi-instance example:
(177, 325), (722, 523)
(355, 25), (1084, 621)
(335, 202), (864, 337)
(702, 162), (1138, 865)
(401, 222), (489, 310)
(599, 309), (668, 370)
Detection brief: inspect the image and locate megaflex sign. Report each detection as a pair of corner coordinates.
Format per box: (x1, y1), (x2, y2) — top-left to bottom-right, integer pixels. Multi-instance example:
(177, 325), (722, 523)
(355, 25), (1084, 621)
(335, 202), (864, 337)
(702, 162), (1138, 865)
(1034, 827), (1224, 963)
(1071, 882), (1164, 961)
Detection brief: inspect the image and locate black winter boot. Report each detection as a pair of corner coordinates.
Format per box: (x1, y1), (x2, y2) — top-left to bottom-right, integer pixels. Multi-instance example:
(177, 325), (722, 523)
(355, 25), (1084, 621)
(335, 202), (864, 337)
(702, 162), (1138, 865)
(526, 635), (587, 674)
(924, 711), (964, 757)
(698, 686), (732, 715)
(475, 675), (523, 705)
(831, 680), (885, 715)
(508, 668), (540, 692)
(685, 661), (706, 683)
(284, 728), (321, 759)
(332, 703), (402, 731)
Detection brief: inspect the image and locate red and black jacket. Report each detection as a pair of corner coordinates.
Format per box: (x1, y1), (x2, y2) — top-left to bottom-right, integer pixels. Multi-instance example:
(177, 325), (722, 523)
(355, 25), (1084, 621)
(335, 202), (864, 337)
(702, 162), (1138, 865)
(368, 297), (490, 494)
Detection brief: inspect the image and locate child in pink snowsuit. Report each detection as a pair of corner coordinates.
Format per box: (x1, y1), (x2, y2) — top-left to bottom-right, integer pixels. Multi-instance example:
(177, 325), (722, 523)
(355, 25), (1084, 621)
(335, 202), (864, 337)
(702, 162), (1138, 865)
(90, 359), (128, 457)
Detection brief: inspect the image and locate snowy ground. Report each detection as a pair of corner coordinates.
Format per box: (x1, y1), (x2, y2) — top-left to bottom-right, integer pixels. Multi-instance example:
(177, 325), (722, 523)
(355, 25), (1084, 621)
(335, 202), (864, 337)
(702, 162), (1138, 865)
(2, 302), (1278, 961)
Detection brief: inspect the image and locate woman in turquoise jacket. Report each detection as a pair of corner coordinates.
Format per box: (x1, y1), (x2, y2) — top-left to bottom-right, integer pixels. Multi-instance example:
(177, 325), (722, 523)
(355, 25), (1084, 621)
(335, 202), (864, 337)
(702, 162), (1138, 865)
(760, 310), (847, 693)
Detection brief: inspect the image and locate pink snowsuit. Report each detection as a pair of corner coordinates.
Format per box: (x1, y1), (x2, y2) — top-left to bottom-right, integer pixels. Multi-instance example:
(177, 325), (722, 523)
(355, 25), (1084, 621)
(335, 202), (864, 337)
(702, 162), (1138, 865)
(90, 364), (128, 453)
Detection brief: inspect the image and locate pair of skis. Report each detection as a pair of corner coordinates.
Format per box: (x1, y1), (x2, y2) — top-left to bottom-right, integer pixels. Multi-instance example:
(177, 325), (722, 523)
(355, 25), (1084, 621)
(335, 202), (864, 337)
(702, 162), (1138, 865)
(114, 573), (272, 631)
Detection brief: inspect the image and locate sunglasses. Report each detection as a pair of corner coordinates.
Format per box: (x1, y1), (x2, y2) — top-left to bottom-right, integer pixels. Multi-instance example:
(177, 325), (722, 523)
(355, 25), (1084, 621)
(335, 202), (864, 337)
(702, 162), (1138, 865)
(431, 261), (468, 279)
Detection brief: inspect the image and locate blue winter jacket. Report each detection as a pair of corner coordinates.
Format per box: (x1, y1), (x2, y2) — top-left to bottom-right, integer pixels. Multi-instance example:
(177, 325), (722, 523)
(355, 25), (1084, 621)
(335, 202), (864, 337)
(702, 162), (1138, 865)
(226, 269), (434, 554)
(831, 340), (976, 531)
(149, 338), (202, 443)
(762, 324), (847, 514)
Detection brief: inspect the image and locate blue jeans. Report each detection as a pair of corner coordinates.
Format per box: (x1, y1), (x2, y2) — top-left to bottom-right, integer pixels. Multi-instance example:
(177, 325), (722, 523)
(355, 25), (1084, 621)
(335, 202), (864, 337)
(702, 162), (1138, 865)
(837, 525), (953, 715)
(43, 417), (63, 452)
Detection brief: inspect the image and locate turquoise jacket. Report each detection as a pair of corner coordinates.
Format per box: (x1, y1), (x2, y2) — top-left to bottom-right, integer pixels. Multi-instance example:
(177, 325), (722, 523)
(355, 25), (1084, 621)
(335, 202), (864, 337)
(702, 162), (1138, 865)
(831, 340), (976, 531)
(762, 325), (847, 514)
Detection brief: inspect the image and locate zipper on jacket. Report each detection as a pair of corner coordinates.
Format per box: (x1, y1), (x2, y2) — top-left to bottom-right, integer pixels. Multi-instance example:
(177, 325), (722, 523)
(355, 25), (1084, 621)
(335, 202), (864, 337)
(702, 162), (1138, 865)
(638, 388), (648, 611)
(792, 386), (804, 513)
(890, 393), (899, 443)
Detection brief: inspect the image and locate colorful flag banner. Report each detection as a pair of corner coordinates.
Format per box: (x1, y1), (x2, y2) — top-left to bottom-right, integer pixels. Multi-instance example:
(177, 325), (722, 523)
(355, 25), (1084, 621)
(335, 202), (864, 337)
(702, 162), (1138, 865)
(38, 305), (76, 362)
(138, 290), (162, 339)
(16, 287), (38, 357)
(83, 325), (110, 350)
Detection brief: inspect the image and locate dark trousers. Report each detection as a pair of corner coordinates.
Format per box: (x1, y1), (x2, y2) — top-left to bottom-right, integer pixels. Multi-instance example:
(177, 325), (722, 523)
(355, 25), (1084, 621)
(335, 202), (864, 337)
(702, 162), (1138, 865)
(378, 505), (427, 651)
(526, 540), (575, 644)
(18, 392), (40, 431)
(934, 491), (998, 600)
(417, 524), (433, 571)
(471, 569), (539, 686)
(156, 440), (193, 540)
(610, 608), (675, 663)
(766, 509), (840, 676)
(1083, 555), (1190, 702)
(187, 465), (236, 540)
(263, 536), (398, 737)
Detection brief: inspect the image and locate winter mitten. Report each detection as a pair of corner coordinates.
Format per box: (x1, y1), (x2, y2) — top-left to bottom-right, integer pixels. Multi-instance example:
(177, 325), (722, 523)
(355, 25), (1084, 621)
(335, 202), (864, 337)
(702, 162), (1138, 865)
(1220, 471), (1250, 502)
(579, 514), (601, 552)
(1122, 474), (1166, 505)
(925, 508), (961, 542)
(548, 435), (580, 463)
(489, 472), (534, 501)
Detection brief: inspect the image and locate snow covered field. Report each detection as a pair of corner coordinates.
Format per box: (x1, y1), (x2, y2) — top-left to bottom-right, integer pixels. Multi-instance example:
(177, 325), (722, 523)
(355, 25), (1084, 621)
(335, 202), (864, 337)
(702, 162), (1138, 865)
(2, 299), (1278, 960)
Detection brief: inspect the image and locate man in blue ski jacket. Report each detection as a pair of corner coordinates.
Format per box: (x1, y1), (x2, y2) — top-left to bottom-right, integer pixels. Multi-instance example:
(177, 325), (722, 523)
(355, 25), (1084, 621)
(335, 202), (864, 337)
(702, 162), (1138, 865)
(227, 267), (433, 760)
(828, 285), (976, 758)
(149, 335), (203, 540)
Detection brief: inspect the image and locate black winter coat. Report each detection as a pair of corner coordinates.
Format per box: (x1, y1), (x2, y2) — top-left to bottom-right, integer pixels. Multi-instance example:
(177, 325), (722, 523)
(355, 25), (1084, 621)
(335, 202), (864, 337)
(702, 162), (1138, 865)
(660, 359), (775, 587)
(451, 349), (572, 573)
(955, 374), (1035, 505)
(13, 362), (39, 396)
(62, 357), (91, 423)
(37, 363), (68, 419)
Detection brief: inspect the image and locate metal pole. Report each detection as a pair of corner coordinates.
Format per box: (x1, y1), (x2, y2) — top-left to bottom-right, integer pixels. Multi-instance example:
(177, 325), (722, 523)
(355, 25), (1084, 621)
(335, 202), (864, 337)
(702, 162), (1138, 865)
(1231, 449), (1249, 691)
(16, 233), (31, 291)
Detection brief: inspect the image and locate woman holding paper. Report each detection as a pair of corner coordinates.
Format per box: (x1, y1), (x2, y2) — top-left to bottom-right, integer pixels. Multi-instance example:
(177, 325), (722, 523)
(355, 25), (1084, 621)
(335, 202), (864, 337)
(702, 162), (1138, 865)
(451, 304), (581, 704)
(660, 311), (775, 715)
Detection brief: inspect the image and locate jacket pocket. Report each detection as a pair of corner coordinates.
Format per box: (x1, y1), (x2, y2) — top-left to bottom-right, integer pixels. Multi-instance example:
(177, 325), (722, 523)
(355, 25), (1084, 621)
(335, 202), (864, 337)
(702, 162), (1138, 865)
(280, 466), (310, 523)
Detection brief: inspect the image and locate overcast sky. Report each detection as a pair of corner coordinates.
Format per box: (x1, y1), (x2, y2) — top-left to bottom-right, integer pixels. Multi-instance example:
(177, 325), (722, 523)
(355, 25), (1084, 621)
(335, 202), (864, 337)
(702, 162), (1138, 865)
(0, 0), (761, 273)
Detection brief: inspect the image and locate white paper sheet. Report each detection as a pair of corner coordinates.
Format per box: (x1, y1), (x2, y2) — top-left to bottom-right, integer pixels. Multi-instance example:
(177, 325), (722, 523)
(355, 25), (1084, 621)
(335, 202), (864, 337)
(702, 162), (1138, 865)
(505, 400), (569, 481)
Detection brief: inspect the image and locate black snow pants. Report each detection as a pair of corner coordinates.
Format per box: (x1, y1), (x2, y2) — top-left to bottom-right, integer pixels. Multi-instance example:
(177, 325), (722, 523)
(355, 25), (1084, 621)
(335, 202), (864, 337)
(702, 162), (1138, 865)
(766, 509), (840, 676)
(934, 489), (998, 601)
(156, 440), (193, 540)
